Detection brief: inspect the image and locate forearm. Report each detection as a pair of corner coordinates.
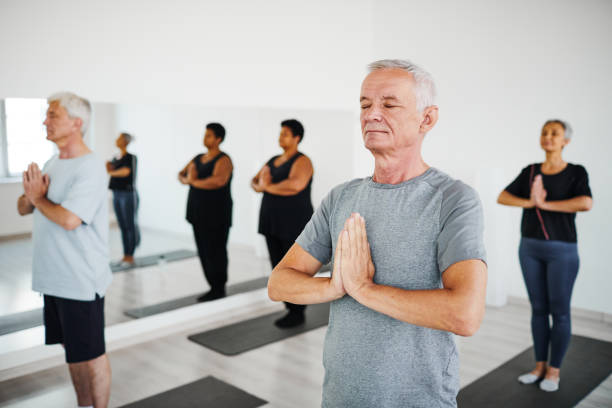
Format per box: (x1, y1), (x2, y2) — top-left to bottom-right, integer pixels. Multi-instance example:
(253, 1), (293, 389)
(108, 168), (130, 177)
(17, 195), (34, 215)
(268, 267), (343, 304)
(352, 284), (483, 336)
(263, 180), (302, 196)
(32, 197), (81, 230)
(190, 176), (228, 189)
(497, 191), (533, 208)
(540, 196), (593, 213)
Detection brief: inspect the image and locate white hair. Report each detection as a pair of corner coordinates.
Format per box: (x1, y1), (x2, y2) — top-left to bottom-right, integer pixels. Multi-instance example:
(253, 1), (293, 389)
(544, 119), (573, 139)
(367, 59), (436, 112)
(47, 92), (91, 135)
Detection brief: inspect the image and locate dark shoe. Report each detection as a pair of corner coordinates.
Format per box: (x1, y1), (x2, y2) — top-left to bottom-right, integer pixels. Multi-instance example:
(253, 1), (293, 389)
(197, 290), (226, 302)
(274, 312), (305, 328)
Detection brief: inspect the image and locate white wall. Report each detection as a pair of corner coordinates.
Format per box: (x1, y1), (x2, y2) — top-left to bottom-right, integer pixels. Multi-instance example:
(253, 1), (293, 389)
(364, 0), (612, 313)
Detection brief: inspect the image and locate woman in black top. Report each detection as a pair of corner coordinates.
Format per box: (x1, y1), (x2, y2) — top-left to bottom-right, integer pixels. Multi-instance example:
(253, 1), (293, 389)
(252, 119), (314, 328)
(107, 132), (140, 266)
(498, 119), (593, 392)
(179, 123), (233, 302)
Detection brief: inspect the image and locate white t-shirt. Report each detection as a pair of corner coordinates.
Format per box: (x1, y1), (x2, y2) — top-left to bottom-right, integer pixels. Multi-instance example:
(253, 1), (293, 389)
(32, 153), (112, 301)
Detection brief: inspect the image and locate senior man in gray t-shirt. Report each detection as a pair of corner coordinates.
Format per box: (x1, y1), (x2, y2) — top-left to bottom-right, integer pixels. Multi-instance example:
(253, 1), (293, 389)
(18, 92), (112, 408)
(268, 59), (487, 408)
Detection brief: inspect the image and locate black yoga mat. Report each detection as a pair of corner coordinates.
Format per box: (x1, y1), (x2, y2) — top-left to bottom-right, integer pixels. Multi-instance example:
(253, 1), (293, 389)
(119, 376), (266, 408)
(188, 302), (330, 356)
(124, 276), (269, 319)
(111, 249), (197, 272)
(0, 308), (43, 336)
(457, 335), (612, 407)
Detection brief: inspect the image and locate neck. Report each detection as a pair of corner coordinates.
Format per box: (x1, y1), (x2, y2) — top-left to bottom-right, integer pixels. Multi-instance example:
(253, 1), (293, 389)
(58, 136), (91, 159)
(283, 146), (298, 157)
(207, 146), (221, 155)
(372, 148), (428, 184)
(544, 151), (565, 167)
(120, 148), (128, 157)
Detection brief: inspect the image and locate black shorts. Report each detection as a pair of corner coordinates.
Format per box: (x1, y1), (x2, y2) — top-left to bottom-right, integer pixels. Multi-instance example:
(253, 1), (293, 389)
(43, 294), (106, 364)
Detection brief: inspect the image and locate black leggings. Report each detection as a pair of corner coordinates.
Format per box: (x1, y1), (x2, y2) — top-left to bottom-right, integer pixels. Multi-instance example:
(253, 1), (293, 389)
(519, 237), (579, 368)
(192, 223), (230, 294)
(265, 235), (306, 314)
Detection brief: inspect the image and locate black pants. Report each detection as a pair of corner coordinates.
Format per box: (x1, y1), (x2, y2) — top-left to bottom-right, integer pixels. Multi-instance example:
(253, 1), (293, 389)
(192, 222), (230, 294)
(265, 235), (306, 314)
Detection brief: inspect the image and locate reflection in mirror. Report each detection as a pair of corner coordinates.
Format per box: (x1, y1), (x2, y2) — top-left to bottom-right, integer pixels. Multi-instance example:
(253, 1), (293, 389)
(0, 98), (355, 335)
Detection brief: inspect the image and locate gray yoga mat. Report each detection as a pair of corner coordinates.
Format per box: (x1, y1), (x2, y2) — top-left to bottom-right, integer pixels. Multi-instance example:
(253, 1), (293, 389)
(188, 302), (330, 356)
(0, 308), (43, 336)
(457, 335), (612, 407)
(111, 249), (197, 272)
(119, 376), (266, 408)
(124, 276), (269, 319)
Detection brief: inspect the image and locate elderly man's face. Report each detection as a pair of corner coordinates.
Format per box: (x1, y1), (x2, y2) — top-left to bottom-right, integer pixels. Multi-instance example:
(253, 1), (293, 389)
(360, 69), (423, 154)
(43, 101), (80, 144)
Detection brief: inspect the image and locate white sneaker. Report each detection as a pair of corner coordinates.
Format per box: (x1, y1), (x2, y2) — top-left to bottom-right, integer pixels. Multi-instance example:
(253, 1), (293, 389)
(518, 373), (542, 384)
(540, 378), (559, 392)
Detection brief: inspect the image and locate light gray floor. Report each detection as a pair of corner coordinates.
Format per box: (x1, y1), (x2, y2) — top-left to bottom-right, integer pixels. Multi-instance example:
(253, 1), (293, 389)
(0, 226), (270, 326)
(0, 299), (610, 407)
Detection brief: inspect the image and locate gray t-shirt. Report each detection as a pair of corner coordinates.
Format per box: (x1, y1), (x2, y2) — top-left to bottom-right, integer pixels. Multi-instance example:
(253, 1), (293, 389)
(32, 153), (112, 301)
(296, 167), (486, 408)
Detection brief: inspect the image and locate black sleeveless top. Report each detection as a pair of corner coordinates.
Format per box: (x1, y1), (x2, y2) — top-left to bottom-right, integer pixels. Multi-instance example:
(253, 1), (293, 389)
(186, 152), (233, 227)
(504, 163), (591, 242)
(258, 152), (314, 240)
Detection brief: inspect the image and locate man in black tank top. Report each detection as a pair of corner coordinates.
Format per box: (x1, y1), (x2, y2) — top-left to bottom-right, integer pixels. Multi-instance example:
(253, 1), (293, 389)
(252, 119), (314, 328)
(179, 123), (234, 302)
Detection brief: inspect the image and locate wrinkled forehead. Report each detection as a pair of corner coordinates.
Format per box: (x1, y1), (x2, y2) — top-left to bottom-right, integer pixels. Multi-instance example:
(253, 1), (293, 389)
(46, 100), (66, 115)
(360, 69), (416, 101)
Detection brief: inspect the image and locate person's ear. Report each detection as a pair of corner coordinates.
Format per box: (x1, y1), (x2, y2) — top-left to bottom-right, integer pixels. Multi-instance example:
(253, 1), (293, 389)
(419, 105), (439, 134)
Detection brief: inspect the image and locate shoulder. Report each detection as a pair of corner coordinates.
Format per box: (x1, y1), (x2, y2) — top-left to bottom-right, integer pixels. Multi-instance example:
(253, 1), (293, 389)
(217, 153), (233, 165)
(324, 178), (367, 203)
(424, 168), (481, 208)
(568, 163), (588, 176)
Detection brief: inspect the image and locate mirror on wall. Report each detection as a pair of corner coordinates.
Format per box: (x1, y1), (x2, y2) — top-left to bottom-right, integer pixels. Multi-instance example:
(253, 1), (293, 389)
(0, 98), (356, 334)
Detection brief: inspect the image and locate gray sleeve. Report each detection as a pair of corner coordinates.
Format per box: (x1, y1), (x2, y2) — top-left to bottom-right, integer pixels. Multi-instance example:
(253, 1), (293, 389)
(295, 189), (335, 265)
(437, 181), (487, 273)
(62, 157), (107, 225)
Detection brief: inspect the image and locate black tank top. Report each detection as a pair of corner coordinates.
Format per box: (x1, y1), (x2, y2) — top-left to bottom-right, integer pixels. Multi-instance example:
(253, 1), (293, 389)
(186, 152), (233, 227)
(258, 152), (314, 240)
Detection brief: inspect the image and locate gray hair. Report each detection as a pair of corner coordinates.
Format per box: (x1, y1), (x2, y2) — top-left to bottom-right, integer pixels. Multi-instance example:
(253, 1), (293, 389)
(543, 119), (573, 139)
(47, 92), (91, 135)
(121, 132), (134, 144)
(368, 59), (436, 112)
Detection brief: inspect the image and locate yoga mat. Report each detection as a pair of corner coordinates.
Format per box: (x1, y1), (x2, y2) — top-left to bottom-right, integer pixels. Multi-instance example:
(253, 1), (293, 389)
(124, 276), (269, 319)
(188, 302), (330, 356)
(457, 335), (612, 407)
(119, 376), (266, 408)
(0, 308), (42, 336)
(111, 249), (197, 272)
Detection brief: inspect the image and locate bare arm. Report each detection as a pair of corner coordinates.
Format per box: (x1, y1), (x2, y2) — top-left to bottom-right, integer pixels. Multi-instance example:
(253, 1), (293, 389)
(17, 194), (34, 215)
(250, 165), (267, 192)
(352, 259), (487, 337)
(31, 197), (82, 230)
(189, 156), (233, 189)
(178, 160), (192, 185)
(497, 190), (534, 208)
(262, 156), (313, 196)
(268, 239), (345, 305)
(107, 166), (131, 178)
(539, 196), (592, 213)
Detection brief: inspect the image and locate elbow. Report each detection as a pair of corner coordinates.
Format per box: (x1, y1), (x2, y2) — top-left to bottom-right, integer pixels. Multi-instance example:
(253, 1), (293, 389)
(450, 307), (484, 337)
(496, 191), (506, 205)
(63, 215), (82, 231)
(582, 197), (593, 211)
(267, 270), (281, 302)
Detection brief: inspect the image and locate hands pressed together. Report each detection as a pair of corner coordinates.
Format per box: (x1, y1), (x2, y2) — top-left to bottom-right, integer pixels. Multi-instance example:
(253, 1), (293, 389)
(252, 165), (271, 193)
(330, 212), (376, 300)
(22, 163), (49, 205)
(530, 175), (548, 209)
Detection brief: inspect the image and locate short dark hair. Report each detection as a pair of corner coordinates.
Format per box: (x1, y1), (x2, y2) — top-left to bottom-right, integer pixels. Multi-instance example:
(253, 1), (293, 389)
(281, 119), (304, 142)
(206, 122), (226, 142)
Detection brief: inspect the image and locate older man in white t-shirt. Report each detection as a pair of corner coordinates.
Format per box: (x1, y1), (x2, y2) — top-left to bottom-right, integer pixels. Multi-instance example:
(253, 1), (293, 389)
(17, 92), (112, 408)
